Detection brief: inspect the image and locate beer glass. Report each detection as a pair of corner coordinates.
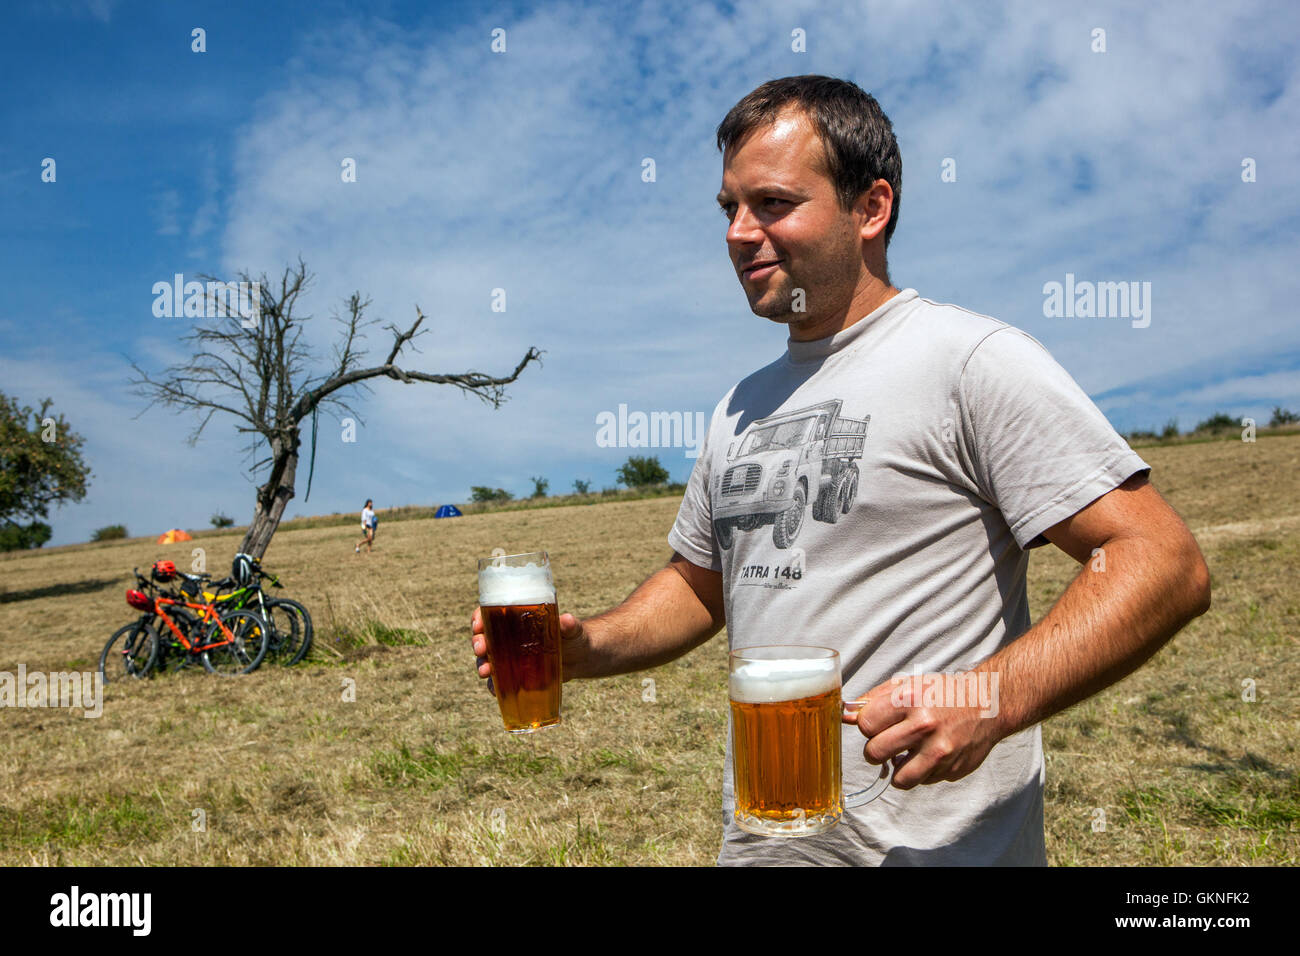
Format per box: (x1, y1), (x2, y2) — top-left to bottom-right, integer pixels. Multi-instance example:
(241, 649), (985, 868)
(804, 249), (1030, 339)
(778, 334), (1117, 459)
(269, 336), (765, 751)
(729, 645), (893, 837)
(477, 551), (562, 733)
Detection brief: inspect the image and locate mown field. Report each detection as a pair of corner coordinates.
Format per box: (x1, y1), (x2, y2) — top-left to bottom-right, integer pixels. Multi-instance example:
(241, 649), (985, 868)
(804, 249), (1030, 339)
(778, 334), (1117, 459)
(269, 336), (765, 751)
(0, 434), (1296, 865)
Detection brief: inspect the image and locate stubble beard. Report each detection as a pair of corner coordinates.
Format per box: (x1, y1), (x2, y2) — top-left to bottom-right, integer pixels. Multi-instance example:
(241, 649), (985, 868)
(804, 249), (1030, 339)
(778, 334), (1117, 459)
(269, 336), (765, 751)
(750, 259), (824, 327)
(751, 236), (861, 332)
(749, 272), (797, 323)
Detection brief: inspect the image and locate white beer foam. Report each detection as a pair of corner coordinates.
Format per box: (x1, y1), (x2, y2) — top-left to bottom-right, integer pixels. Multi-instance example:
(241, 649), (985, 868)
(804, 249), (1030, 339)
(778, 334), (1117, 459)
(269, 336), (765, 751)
(730, 657), (839, 704)
(478, 562), (556, 607)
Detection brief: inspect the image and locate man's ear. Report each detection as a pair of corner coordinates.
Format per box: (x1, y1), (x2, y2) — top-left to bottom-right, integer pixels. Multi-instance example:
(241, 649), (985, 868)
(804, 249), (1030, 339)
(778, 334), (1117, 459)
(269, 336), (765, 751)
(856, 180), (893, 243)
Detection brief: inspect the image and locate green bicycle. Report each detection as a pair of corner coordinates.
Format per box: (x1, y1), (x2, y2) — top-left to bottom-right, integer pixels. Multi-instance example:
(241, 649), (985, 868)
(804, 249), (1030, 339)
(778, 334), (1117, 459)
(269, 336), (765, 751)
(185, 553), (313, 665)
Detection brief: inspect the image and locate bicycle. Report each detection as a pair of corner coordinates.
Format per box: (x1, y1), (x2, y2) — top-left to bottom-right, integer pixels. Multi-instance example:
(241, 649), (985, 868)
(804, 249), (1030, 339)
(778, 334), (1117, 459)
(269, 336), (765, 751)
(113, 567), (269, 676)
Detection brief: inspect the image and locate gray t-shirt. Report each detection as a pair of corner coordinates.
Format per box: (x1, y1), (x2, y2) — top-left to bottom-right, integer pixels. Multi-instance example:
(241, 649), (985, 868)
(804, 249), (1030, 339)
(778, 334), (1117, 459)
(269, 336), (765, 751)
(668, 288), (1150, 866)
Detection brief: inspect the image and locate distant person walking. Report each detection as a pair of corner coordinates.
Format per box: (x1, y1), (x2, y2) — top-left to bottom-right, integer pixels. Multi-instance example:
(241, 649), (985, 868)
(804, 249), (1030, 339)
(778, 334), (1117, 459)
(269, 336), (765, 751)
(356, 499), (378, 554)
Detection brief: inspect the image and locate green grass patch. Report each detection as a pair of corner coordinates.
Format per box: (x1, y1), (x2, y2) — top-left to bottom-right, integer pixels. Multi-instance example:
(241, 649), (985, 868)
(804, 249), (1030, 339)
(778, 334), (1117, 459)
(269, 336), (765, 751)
(373, 740), (561, 791)
(537, 817), (614, 866)
(1118, 786), (1168, 825)
(383, 840), (421, 866)
(0, 792), (164, 850)
(1191, 791), (1300, 830)
(330, 621), (427, 648)
(587, 747), (664, 775)
(1118, 772), (1299, 838)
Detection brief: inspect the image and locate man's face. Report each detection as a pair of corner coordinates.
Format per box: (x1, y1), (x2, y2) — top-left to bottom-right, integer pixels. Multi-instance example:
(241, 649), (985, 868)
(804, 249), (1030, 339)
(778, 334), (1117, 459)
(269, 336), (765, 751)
(716, 108), (863, 336)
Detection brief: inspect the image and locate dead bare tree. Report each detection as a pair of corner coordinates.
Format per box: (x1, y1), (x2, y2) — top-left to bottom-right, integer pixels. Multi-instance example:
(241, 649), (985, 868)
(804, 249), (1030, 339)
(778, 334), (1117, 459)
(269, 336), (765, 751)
(132, 259), (541, 558)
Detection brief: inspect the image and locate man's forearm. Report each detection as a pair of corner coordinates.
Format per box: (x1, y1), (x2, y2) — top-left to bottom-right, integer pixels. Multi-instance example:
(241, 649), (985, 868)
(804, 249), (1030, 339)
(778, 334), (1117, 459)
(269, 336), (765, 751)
(983, 535), (1211, 739)
(568, 563), (723, 680)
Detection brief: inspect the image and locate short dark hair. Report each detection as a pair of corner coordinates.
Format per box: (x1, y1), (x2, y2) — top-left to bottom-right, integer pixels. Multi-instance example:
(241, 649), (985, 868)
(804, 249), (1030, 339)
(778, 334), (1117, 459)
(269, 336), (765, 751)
(716, 75), (902, 247)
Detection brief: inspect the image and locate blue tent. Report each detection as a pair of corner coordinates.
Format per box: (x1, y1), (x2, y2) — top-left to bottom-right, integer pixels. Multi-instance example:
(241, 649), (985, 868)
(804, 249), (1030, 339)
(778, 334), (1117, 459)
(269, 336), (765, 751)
(435, 504), (462, 518)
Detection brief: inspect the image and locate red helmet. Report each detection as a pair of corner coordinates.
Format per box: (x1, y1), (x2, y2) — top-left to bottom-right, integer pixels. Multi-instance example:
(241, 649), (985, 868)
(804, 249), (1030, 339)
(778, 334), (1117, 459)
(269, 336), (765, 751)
(126, 588), (153, 611)
(151, 560), (177, 581)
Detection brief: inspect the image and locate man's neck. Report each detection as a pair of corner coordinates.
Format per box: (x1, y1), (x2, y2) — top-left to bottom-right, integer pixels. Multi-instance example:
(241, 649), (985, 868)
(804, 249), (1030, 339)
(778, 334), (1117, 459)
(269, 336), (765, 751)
(787, 277), (901, 342)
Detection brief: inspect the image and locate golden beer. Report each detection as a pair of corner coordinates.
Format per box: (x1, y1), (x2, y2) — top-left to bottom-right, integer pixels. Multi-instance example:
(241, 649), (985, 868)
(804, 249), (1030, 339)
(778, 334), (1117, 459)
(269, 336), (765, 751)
(731, 685), (842, 823)
(477, 552), (562, 733)
(482, 601), (562, 732)
(730, 648), (844, 835)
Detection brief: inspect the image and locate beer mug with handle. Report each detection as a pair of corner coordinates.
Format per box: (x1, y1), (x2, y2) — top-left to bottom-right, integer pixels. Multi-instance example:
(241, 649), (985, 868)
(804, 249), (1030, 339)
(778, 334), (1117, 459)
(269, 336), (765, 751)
(729, 645), (893, 837)
(477, 551), (562, 733)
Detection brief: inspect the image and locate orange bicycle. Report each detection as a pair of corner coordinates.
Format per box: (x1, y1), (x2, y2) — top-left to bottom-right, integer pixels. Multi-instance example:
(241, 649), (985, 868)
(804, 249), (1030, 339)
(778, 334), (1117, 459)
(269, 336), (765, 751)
(116, 564), (269, 676)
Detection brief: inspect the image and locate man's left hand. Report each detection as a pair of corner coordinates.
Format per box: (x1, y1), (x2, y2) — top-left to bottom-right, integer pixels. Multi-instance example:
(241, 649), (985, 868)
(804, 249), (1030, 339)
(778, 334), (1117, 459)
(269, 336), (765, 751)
(843, 673), (1007, 789)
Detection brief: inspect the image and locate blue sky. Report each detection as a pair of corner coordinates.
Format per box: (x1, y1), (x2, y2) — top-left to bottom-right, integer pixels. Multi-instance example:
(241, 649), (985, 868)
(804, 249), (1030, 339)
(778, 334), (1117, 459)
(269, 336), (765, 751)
(1, 0), (1297, 546)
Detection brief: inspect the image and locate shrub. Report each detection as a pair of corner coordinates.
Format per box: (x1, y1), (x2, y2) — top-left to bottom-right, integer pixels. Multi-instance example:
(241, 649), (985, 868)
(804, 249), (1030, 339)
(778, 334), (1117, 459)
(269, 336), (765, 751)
(1161, 418), (1180, 439)
(1269, 406), (1299, 427)
(1194, 412), (1238, 433)
(529, 476), (549, 498)
(470, 486), (513, 503)
(0, 521), (52, 552)
(617, 455), (670, 488)
(91, 524), (127, 542)
(210, 512), (235, 528)
(572, 479), (591, 495)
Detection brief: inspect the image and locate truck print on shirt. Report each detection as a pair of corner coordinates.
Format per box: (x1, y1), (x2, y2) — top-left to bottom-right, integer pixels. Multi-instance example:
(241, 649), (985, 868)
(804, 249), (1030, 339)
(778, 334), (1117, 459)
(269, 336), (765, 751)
(713, 399), (868, 550)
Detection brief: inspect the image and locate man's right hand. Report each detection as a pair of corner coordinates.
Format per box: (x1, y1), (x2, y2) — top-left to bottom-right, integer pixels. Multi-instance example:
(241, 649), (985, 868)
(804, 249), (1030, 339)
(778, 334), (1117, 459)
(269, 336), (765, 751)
(470, 553), (724, 695)
(470, 606), (591, 694)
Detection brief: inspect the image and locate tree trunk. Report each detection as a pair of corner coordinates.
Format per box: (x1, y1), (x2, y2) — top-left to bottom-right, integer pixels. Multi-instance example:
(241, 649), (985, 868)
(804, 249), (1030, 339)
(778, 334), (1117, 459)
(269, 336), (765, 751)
(238, 431), (299, 559)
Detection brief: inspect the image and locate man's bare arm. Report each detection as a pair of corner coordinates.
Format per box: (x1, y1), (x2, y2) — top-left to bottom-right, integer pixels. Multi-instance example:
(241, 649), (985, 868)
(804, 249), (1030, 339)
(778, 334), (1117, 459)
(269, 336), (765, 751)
(472, 552), (725, 687)
(983, 472), (1211, 736)
(852, 473), (1211, 788)
(565, 552), (725, 679)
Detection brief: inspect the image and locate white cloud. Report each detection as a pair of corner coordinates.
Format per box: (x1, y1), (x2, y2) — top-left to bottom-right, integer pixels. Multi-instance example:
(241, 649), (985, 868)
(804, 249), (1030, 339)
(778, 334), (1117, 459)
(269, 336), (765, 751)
(150, 189), (181, 237)
(1176, 370), (1300, 408)
(35, 0), (119, 23)
(187, 157), (221, 255)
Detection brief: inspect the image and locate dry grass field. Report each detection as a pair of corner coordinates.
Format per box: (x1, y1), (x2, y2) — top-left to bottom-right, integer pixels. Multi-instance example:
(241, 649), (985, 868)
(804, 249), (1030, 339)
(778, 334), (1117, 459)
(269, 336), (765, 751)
(0, 434), (1296, 866)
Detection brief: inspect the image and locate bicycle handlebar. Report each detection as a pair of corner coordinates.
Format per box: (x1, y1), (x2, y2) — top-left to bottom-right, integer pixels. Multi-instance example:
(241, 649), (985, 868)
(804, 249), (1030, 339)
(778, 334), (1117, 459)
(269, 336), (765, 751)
(130, 564), (287, 599)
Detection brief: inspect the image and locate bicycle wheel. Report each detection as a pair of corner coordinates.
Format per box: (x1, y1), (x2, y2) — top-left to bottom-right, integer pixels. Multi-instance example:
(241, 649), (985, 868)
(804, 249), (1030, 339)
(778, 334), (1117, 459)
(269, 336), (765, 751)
(262, 600), (298, 662)
(99, 620), (160, 682)
(201, 610), (269, 675)
(265, 598), (313, 665)
(159, 607), (201, 672)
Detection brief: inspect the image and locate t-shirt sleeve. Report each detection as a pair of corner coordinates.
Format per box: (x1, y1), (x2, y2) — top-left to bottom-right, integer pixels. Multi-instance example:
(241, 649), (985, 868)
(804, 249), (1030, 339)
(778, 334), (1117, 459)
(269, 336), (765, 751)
(667, 402), (723, 572)
(958, 327), (1150, 550)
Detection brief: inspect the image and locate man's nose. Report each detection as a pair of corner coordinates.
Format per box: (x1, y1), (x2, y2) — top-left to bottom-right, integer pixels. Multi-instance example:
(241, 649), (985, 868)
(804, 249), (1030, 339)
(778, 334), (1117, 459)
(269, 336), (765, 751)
(726, 204), (764, 247)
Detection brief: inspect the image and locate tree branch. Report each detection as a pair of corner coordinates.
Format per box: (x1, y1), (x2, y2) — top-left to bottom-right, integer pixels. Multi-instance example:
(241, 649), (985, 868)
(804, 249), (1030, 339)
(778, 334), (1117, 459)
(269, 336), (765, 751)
(291, 344), (542, 423)
(384, 307), (427, 365)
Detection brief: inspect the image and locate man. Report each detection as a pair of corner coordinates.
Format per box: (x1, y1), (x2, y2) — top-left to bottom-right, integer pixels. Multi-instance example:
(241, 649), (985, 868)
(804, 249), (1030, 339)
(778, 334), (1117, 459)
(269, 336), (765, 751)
(471, 75), (1210, 865)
